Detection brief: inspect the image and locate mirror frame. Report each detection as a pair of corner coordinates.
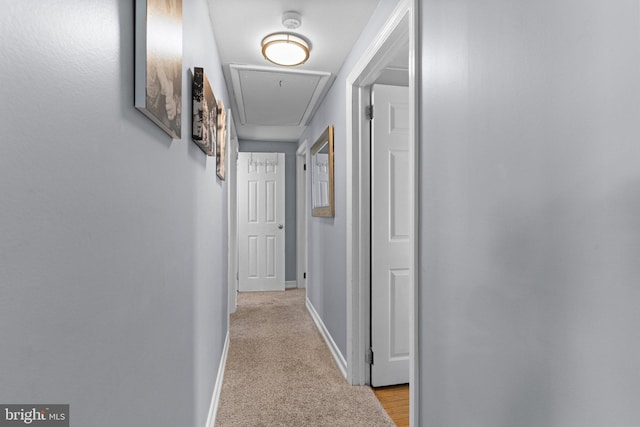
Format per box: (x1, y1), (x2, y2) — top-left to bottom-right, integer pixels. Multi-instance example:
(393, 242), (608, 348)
(311, 125), (335, 217)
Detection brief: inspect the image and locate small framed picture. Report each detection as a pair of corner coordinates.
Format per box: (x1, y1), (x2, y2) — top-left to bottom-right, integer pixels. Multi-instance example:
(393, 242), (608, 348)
(217, 100), (227, 180)
(192, 67), (217, 156)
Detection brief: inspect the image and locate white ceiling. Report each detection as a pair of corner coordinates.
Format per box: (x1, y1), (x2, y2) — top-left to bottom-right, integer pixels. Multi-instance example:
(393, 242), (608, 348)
(207, 0), (383, 142)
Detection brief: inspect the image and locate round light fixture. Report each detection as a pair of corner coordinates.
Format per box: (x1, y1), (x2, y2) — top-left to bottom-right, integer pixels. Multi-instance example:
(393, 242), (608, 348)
(261, 33), (310, 67)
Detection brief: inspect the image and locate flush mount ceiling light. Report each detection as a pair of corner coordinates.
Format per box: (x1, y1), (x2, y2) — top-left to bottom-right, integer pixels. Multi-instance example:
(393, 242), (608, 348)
(261, 12), (309, 67)
(261, 33), (310, 67)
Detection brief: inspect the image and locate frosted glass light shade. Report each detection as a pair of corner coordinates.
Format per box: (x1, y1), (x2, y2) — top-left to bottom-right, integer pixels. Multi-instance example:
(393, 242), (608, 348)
(261, 33), (309, 67)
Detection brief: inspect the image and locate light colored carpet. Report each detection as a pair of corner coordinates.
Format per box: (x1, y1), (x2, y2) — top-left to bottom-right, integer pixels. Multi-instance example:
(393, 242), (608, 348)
(215, 289), (395, 427)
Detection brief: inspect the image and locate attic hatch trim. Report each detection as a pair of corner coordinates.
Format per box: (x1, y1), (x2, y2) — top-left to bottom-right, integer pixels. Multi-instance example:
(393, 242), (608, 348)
(229, 64), (331, 127)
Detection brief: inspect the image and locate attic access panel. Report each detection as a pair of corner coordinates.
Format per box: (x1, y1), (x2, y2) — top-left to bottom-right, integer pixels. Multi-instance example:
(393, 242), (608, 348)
(229, 64), (331, 127)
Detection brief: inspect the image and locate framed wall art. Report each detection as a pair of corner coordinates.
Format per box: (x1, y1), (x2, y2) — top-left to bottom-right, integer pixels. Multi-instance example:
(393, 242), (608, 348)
(135, 0), (183, 139)
(217, 100), (227, 180)
(192, 67), (217, 156)
(311, 125), (335, 217)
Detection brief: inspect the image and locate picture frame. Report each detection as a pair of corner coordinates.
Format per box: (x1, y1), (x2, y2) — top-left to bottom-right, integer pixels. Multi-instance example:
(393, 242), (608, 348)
(217, 100), (227, 180)
(134, 0), (183, 139)
(192, 67), (217, 156)
(311, 125), (335, 217)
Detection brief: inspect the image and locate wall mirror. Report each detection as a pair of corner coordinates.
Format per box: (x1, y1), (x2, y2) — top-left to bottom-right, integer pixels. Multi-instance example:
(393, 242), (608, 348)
(311, 125), (334, 217)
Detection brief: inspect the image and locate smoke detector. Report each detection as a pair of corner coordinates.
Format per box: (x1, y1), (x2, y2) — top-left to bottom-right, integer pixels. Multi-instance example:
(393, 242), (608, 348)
(282, 11), (302, 29)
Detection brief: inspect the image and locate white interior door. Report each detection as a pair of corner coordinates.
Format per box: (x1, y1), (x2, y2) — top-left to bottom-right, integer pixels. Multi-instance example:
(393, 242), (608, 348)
(238, 152), (286, 292)
(371, 84), (410, 387)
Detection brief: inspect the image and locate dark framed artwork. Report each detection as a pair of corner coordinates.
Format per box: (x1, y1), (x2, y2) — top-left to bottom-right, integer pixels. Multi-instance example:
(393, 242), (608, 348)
(217, 100), (227, 180)
(135, 0), (183, 139)
(192, 67), (217, 156)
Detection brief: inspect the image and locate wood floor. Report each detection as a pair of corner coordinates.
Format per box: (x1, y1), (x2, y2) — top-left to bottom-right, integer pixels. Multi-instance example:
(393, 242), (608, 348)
(373, 384), (409, 427)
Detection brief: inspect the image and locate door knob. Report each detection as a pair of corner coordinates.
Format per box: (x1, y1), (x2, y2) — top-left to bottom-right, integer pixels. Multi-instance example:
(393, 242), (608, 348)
(277, 224), (284, 229)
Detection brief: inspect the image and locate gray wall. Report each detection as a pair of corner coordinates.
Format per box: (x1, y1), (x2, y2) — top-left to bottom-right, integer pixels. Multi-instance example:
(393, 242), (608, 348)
(419, 0), (640, 425)
(0, 1), (229, 427)
(238, 141), (298, 282)
(300, 0), (402, 359)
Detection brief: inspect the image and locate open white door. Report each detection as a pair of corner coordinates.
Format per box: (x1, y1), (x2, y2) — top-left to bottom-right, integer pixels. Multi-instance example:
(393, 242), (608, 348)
(371, 84), (410, 387)
(237, 152), (286, 292)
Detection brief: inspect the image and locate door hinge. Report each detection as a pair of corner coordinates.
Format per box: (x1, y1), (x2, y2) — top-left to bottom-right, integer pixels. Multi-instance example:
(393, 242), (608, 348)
(366, 348), (374, 365)
(304, 163), (307, 171)
(365, 105), (374, 120)
(303, 272), (307, 279)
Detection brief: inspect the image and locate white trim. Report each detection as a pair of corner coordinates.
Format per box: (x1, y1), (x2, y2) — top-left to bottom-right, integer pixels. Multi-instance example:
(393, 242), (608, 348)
(306, 297), (348, 379)
(205, 331), (230, 427)
(345, 0), (419, 424)
(285, 280), (297, 289)
(345, 0), (412, 386)
(296, 141), (308, 289)
(228, 64), (331, 127)
(410, 2), (420, 424)
(227, 111), (239, 315)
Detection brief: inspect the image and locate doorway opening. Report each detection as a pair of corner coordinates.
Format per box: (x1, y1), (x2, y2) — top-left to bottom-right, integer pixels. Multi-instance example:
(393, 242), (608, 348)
(345, 0), (418, 424)
(296, 141), (308, 290)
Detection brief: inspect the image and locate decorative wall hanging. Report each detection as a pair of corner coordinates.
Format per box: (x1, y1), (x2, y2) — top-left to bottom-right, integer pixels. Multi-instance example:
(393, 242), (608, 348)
(217, 100), (227, 180)
(311, 125), (335, 217)
(135, 0), (183, 139)
(192, 67), (217, 156)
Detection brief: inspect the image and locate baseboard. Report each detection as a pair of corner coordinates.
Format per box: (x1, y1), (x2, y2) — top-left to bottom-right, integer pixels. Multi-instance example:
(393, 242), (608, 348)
(285, 280), (297, 289)
(205, 331), (230, 427)
(306, 298), (348, 379)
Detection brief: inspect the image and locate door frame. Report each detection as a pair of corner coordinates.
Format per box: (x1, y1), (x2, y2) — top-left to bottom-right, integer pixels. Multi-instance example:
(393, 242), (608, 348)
(296, 140), (308, 289)
(227, 110), (239, 314)
(345, 0), (418, 424)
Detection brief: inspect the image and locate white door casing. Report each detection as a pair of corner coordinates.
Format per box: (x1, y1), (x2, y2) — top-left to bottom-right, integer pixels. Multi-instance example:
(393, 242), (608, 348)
(345, 0), (417, 422)
(227, 110), (239, 313)
(237, 152), (285, 292)
(371, 84), (410, 387)
(296, 142), (308, 289)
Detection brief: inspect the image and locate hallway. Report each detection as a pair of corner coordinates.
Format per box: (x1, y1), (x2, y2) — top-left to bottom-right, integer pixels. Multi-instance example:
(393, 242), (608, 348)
(215, 290), (393, 426)
(3, 1), (640, 426)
